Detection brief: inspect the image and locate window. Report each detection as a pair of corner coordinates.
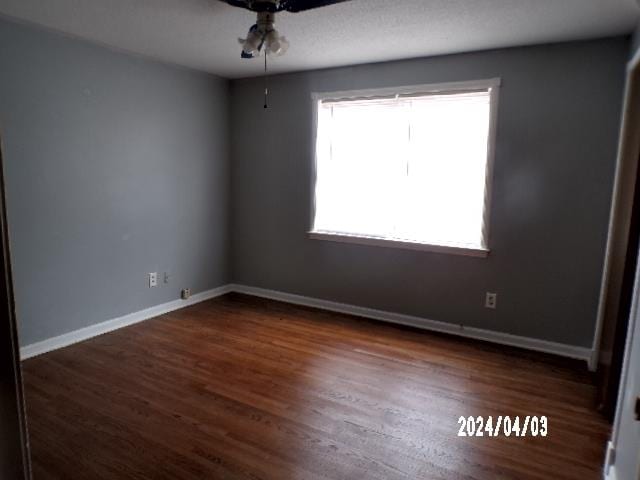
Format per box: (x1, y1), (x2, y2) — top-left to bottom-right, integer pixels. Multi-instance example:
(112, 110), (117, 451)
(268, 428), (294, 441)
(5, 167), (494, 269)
(309, 78), (500, 257)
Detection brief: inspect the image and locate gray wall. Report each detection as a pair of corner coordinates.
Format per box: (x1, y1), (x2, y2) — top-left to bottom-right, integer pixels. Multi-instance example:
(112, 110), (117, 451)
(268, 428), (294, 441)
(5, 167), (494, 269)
(231, 38), (628, 347)
(0, 16), (629, 350)
(633, 23), (640, 57)
(0, 18), (230, 346)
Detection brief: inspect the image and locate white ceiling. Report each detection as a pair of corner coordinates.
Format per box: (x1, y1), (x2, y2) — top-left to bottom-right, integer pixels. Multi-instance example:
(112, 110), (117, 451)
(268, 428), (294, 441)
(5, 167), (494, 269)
(0, 0), (638, 79)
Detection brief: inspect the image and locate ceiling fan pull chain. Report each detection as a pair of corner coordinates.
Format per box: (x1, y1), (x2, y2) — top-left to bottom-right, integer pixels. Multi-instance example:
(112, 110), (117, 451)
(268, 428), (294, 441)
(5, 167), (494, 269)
(264, 52), (269, 109)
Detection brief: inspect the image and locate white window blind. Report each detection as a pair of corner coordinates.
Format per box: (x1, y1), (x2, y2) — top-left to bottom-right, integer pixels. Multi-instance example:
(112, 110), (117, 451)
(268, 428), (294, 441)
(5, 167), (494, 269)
(312, 82), (498, 252)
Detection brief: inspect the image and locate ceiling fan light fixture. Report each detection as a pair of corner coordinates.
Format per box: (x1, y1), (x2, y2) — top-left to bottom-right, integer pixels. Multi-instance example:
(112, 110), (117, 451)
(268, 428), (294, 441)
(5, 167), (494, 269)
(265, 30), (289, 56)
(237, 10), (290, 58)
(223, 0), (352, 106)
(239, 24), (263, 58)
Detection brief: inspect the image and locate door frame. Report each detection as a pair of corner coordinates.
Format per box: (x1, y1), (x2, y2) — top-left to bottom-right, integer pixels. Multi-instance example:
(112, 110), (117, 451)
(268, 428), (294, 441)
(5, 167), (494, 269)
(601, 46), (640, 478)
(0, 136), (31, 479)
(592, 48), (640, 370)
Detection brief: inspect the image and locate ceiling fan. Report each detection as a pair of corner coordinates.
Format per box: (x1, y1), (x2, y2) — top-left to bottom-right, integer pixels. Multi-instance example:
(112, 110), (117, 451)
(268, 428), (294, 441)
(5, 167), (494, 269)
(221, 0), (350, 108)
(221, 0), (351, 58)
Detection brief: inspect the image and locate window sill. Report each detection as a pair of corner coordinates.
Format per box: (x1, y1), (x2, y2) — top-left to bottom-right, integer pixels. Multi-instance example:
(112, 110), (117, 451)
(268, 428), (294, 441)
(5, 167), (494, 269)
(308, 231), (490, 258)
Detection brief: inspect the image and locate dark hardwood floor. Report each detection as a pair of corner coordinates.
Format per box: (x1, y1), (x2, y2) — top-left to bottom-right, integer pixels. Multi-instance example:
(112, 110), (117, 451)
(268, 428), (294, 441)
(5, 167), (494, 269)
(22, 293), (609, 480)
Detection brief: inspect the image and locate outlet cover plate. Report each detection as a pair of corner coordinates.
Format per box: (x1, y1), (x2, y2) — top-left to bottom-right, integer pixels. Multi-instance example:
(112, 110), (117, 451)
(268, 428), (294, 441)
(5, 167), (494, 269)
(485, 292), (497, 309)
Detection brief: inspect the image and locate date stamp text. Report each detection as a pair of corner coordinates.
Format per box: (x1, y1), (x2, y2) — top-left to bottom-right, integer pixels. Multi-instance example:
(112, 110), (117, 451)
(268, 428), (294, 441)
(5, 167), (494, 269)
(457, 416), (548, 437)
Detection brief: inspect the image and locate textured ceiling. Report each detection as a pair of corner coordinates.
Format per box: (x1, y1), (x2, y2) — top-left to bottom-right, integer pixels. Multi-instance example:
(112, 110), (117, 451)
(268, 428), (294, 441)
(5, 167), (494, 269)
(0, 0), (638, 79)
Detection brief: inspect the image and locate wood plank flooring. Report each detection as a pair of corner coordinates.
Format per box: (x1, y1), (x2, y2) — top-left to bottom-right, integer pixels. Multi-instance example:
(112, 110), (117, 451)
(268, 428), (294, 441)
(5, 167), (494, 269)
(22, 293), (609, 480)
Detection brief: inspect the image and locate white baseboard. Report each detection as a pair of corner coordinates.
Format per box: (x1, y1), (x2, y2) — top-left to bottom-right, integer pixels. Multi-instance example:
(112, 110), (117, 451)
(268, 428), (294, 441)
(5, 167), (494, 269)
(230, 284), (594, 367)
(604, 441), (616, 480)
(20, 285), (232, 360)
(20, 282), (594, 369)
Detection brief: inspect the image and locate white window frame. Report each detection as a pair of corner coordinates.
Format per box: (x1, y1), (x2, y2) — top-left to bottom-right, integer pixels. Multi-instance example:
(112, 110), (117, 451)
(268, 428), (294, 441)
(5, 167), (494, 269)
(308, 78), (501, 258)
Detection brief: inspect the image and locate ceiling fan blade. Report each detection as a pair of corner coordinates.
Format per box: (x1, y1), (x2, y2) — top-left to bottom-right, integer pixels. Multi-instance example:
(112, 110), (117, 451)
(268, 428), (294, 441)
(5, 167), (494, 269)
(219, 0), (351, 12)
(221, 0), (253, 11)
(282, 0), (351, 12)
(220, 0), (283, 12)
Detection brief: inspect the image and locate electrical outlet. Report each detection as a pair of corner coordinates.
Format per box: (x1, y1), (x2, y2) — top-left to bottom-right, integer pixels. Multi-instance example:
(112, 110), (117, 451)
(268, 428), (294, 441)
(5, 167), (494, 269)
(164, 272), (170, 284)
(181, 288), (191, 300)
(485, 292), (497, 309)
(148, 272), (157, 288)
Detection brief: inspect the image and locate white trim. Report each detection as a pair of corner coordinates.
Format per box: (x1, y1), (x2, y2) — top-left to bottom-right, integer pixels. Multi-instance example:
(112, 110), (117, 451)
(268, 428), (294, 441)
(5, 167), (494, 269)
(20, 282), (593, 368)
(312, 78), (502, 103)
(308, 231), (489, 258)
(588, 349), (600, 372)
(604, 440), (616, 479)
(592, 44), (640, 369)
(591, 73), (632, 368)
(19, 285), (232, 360)
(481, 78), (501, 250)
(229, 284), (593, 365)
(309, 77), (501, 256)
(600, 46), (640, 476)
(309, 92), (320, 234)
(608, 204), (640, 464)
(628, 47), (640, 72)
